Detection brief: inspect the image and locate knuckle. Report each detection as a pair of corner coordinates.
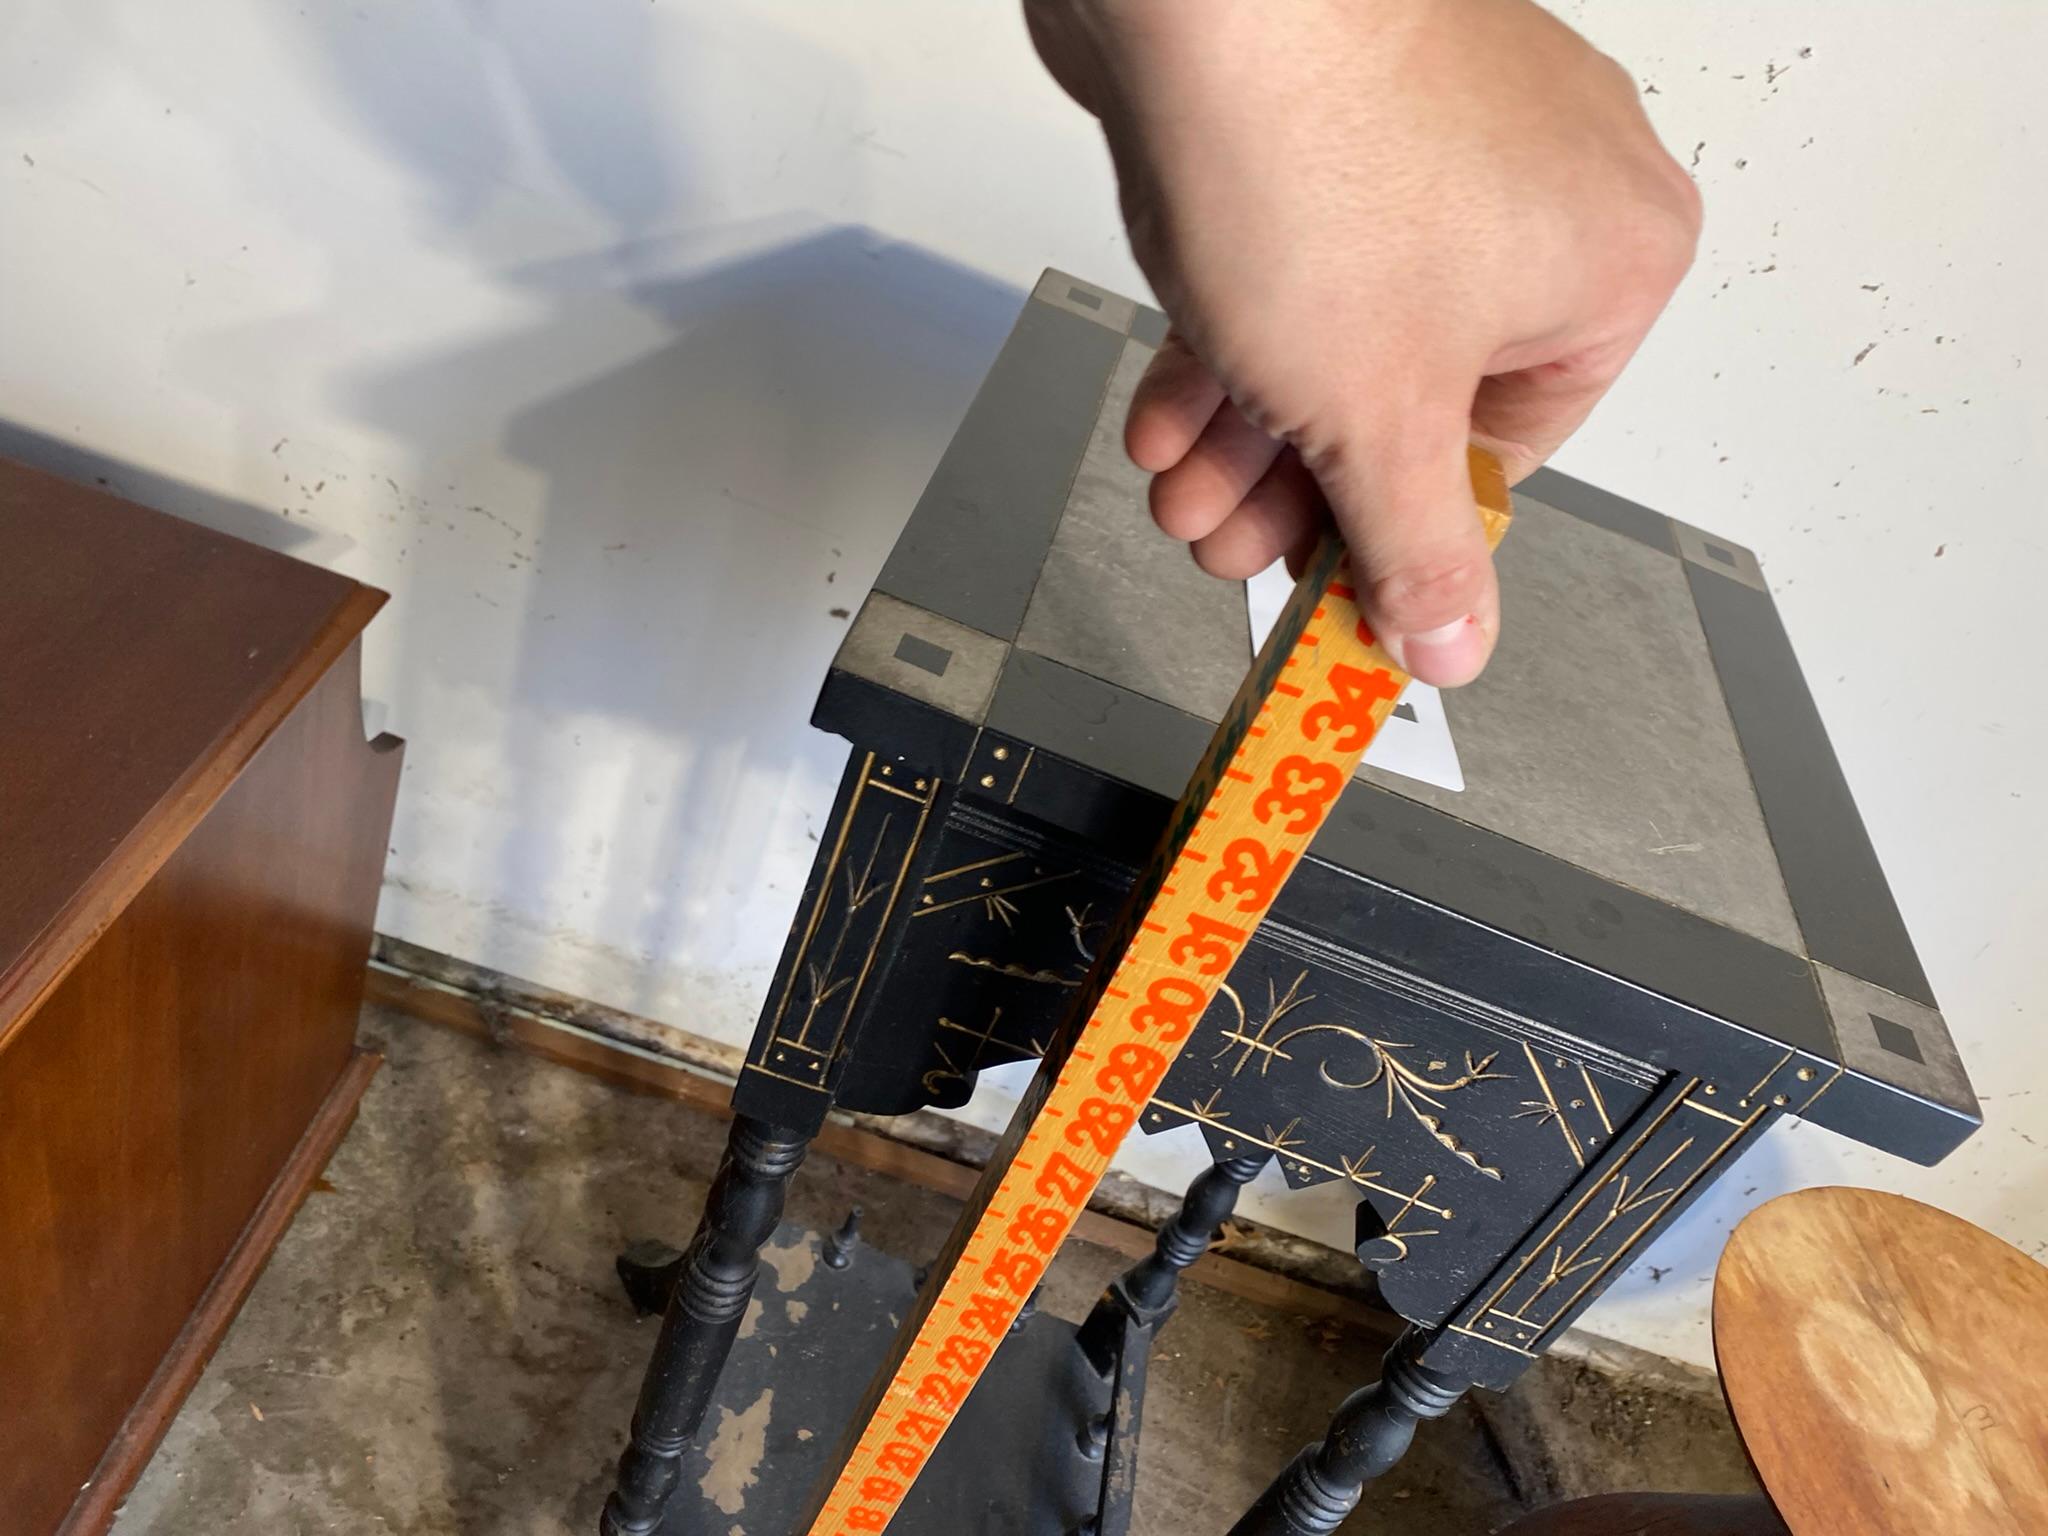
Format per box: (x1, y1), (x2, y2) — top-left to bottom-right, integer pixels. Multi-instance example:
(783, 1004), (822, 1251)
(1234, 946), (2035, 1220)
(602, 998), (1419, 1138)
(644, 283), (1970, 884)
(1289, 420), (1364, 489)
(1669, 166), (1706, 236)
(1615, 196), (1699, 291)
(1657, 179), (1705, 266)
(1637, 162), (1705, 267)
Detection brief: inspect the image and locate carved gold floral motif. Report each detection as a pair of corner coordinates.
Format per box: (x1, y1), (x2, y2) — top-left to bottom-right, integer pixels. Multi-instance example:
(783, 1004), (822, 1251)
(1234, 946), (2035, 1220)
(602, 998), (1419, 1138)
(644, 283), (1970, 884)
(1210, 971), (1511, 1179)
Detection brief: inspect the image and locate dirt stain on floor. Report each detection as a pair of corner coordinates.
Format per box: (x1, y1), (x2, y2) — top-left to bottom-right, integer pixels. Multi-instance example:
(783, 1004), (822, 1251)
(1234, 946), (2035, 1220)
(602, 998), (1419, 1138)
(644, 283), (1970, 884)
(109, 1005), (1747, 1535)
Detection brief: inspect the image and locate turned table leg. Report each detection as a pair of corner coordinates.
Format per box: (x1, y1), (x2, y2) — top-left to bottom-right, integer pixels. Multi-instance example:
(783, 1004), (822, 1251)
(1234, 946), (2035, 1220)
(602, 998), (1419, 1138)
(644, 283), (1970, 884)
(600, 1116), (810, 1536)
(1227, 1330), (1466, 1536)
(1077, 1152), (1268, 1370)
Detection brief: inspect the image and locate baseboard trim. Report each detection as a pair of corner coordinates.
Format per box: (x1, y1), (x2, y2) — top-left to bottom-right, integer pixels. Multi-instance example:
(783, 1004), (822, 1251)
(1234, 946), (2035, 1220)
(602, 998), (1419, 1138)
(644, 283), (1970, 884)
(57, 1048), (382, 1536)
(363, 937), (1397, 1333)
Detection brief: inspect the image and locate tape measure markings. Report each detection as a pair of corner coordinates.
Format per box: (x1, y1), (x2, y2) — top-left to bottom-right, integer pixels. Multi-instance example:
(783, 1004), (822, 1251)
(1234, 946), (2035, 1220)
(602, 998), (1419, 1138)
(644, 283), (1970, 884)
(800, 449), (1510, 1536)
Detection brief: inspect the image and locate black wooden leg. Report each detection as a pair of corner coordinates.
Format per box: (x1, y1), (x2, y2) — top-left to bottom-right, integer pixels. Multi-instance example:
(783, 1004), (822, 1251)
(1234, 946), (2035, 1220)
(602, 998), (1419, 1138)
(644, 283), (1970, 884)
(1077, 1152), (1268, 1370)
(1124, 1152), (1268, 1314)
(1227, 1330), (1465, 1536)
(600, 1116), (810, 1536)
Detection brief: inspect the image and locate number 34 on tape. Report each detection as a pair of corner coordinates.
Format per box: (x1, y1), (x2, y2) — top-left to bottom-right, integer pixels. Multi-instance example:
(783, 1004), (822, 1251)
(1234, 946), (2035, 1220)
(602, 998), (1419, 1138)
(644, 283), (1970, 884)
(802, 448), (1514, 1536)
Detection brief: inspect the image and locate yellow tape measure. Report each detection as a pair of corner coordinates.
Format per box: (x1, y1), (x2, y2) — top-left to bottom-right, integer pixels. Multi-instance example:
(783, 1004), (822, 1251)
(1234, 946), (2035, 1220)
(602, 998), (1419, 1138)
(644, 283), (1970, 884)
(801, 449), (1513, 1536)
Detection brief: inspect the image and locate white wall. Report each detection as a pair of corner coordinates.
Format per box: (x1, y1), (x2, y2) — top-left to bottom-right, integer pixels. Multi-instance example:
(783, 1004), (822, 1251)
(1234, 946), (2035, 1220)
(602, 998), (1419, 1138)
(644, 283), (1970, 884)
(3, 0), (2041, 1372)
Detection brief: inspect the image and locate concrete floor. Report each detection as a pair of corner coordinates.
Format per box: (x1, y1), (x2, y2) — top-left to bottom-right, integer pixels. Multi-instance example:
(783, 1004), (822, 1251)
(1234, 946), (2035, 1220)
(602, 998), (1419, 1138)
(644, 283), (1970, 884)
(113, 1006), (1750, 1535)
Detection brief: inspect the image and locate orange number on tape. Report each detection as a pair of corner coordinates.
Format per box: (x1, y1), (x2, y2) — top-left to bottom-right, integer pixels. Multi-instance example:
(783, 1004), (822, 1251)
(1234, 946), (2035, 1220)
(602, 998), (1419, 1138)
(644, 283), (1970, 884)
(1254, 755), (1344, 834)
(962, 1292), (1010, 1336)
(1205, 837), (1296, 915)
(917, 1373), (967, 1411)
(1096, 1041), (1168, 1102)
(1033, 1152), (1092, 1206)
(984, 1248), (1044, 1295)
(1007, 1204), (1069, 1253)
(1301, 662), (1402, 752)
(1065, 1096), (1136, 1155)
(1168, 910), (1246, 975)
(937, 1334), (991, 1374)
(877, 1444), (924, 1477)
(1132, 976), (1206, 1043)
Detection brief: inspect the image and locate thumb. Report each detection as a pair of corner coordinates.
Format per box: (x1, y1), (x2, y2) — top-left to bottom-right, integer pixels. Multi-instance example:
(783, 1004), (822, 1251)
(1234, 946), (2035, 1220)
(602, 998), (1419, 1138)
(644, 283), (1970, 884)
(1302, 394), (1499, 688)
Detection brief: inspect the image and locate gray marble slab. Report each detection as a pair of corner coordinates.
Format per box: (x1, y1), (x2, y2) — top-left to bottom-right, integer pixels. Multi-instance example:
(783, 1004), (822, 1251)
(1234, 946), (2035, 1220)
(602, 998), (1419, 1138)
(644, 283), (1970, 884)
(1362, 497), (1804, 954)
(1016, 337), (1253, 724)
(818, 268), (1971, 1150)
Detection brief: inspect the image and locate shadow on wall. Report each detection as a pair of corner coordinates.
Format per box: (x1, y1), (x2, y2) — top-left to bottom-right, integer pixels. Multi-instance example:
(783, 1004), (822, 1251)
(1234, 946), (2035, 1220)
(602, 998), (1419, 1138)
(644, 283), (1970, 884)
(0, 422), (329, 561)
(337, 229), (1023, 996)
(58, 0), (1041, 1020)
(279, 0), (687, 241)
(6, 11), (1041, 1519)
(287, 21), (1029, 1513)
(10, 1), (1045, 1021)
(225, 0), (1036, 998)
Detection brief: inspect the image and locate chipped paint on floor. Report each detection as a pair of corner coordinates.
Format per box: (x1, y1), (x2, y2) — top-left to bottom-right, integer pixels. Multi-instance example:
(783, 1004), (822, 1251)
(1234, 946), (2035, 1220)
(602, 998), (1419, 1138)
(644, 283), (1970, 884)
(699, 1388), (774, 1516)
(110, 1004), (1749, 1534)
(759, 1233), (818, 1295)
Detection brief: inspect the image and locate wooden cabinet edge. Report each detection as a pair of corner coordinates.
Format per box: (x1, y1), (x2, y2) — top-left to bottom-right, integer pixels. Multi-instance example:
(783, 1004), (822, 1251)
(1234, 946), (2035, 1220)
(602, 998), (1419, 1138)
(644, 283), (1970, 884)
(0, 584), (391, 1054)
(51, 1050), (385, 1536)
(4, 588), (405, 1535)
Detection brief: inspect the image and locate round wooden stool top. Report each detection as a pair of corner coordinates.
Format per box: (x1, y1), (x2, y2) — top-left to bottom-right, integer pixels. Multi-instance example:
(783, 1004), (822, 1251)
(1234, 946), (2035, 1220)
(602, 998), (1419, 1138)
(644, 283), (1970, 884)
(1715, 1186), (2048, 1535)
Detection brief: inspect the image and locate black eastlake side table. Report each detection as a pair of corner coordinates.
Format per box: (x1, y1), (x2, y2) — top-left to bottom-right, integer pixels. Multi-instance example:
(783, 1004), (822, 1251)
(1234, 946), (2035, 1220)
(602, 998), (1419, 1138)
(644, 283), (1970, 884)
(598, 273), (1980, 1536)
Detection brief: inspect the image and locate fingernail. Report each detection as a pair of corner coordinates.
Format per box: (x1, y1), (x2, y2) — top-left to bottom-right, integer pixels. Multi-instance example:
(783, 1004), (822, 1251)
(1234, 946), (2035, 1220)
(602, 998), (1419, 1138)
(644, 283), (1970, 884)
(1393, 615), (1490, 687)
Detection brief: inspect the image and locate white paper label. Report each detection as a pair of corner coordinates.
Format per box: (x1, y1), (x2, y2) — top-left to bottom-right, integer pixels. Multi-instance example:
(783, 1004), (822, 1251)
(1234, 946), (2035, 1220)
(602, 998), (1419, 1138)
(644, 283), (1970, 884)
(1245, 562), (1465, 793)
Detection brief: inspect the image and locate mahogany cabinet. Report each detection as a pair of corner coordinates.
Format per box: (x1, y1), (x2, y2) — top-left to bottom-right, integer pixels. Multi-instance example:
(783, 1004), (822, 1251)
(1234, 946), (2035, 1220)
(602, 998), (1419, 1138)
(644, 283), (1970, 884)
(0, 458), (402, 1535)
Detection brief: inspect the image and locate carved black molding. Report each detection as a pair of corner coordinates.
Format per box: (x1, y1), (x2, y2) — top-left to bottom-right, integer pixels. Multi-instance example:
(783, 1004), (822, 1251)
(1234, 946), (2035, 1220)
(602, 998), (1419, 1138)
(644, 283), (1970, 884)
(736, 752), (949, 1127)
(732, 752), (1806, 1370)
(826, 795), (1134, 1116)
(1145, 930), (1657, 1329)
(1421, 1055), (1802, 1390)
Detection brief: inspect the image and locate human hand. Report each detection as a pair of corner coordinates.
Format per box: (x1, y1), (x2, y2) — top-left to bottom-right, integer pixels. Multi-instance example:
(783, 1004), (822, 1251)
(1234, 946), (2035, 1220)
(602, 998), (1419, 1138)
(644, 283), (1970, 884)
(1026, 0), (1700, 685)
